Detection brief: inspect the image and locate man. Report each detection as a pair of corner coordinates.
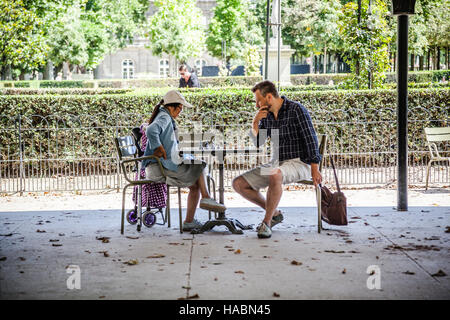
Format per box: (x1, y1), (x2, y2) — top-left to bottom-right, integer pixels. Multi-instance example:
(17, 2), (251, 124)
(232, 80), (322, 239)
(179, 64), (200, 88)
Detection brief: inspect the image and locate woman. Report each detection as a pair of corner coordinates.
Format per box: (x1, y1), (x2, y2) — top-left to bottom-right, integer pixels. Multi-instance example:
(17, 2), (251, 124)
(142, 90), (225, 231)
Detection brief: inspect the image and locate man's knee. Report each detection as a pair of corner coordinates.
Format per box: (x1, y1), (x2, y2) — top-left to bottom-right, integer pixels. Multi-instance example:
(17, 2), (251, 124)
(189, 181), (199, 192)
(269, 169), (283, 185)
(232, 176), (247, 193)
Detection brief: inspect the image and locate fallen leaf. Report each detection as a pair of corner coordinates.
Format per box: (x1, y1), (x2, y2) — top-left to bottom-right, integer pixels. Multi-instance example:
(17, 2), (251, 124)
(432, 270), (446, 277)
(182, 286), (191, 289)
(96, 236), (110, 243)
(234, 270), (244, 274)
(59, 233), (65, 236)
(224, 245), (233, 248)
(147, 254), (165, 259)
(18, 257), (26, 261)
(234, 249), (241, 254)
(0, 257), (7, 261)
(291, 260), (302, 266)
(345, 240), (353, 243)
(126, 236), (139, 240)
(342, 268), (346, 274)
(100, 251), (109, 257)
(49, 239), (59, 242)
(325, 250), (345, 254)
(124, 259), (138, 265)
(273, 292), (280, 297)
(403, 271), (415, 275)
(36, 230), (46, 233)
(424, 236), (440, 241)
(99, 296), (105, 299)
(294, 238), (302, 241)
(52, 244), (62, 247)
(0, 233), (13, 236)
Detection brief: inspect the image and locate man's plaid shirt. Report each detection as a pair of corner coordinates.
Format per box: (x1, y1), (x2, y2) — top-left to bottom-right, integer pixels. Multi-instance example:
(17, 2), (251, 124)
(252, 96), (322, 164)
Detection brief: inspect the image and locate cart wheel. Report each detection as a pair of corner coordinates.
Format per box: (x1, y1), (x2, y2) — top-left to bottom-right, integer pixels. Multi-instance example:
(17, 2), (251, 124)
(143, 211), (156, 228)
(126, 210), (138, 225)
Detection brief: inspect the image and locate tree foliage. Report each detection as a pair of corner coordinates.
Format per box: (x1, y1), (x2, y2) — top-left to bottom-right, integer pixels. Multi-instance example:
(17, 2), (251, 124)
(146, 0), (206, 70)
(339, 0), (392, 88)
(0, 0), (48, 79)
(206, 0), (263, 68)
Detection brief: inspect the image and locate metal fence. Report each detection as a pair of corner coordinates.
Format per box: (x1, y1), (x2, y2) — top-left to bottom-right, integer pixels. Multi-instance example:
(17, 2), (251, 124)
(1, 106), (448, 194)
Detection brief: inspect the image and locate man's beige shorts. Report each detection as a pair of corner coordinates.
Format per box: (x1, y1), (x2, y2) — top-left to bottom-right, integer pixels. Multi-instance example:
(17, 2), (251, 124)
(235, 158), (311, 191)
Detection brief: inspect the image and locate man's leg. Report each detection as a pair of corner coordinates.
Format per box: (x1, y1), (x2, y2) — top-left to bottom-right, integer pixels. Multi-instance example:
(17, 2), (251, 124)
(232, 175), (282, 221)
(232, 176), (266, 209)
(263, 169), (283, 227)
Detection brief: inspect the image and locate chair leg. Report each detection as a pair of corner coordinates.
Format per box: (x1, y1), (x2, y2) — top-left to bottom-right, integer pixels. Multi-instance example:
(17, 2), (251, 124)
(178, 187), (183, 234)
(207, 177), (211, 220)
(165, 186), (171, 228)
(121, 184), (130, 235)
(425, 160), (433, 190)
(315, 185), (322, 233)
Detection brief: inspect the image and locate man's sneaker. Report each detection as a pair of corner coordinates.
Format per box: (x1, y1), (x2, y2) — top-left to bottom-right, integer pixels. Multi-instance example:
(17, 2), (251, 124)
(257, 221), (272, 239)
(256, 212), (284, 231)
(271, 213), (284, 228)
(182, 219), (203, 231)
(199, 198), (226, 212)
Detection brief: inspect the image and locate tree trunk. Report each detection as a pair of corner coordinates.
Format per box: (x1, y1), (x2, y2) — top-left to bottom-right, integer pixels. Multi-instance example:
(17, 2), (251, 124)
(43, 61), (54, 80)
(93, 66), (100, 79)
(447, 46), (449, 70)
(436, 47), (441, 70)
(323, 46), (327, 74)
(410, 54), (415, 71)
(427, 49), (430, 70)
(419, 56), (424, 70)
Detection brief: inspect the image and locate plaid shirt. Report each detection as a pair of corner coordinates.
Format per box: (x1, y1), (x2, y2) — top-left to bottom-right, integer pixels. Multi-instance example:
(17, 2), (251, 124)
(253, 96), (322, 164)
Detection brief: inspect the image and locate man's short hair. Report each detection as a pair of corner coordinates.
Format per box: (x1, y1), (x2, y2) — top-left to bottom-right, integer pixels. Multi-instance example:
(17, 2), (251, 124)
(179, 64), (188, 72)
(251, 80), (279, 98)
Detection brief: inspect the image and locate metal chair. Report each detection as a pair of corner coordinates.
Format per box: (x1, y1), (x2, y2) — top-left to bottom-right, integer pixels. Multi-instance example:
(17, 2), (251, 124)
(424, 127), (450, 190)
(114, 135), (182, 235)
(294, 134), (327, 233)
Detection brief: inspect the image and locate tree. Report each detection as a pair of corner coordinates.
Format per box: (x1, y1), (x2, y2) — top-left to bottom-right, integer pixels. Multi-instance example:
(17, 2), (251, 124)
(24, 0), (148, 78)
(146, 0), (206, 76)
(0, 0), (48, 80)
(283, 0), (343, 73)
(206, 0), (263, 73)
(339, 0), (391, 88)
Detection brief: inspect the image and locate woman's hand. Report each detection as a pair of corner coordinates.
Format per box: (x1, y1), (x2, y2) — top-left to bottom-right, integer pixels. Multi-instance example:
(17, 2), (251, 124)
(153, 145), (167, 160)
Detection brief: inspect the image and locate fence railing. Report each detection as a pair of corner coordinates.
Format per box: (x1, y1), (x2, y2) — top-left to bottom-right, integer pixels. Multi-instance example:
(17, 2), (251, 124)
(1, 107), (448, 194)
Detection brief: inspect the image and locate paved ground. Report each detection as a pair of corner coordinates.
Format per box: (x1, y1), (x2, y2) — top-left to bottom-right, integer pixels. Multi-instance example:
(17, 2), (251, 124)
(0, 187), (449, 300)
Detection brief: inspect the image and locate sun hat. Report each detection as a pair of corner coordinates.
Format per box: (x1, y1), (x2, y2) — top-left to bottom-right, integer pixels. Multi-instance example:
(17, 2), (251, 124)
(163, 90), (193, 108)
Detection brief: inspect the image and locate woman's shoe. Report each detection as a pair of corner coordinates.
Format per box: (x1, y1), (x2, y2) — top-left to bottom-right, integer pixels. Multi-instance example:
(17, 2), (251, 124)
(199, 198), (226, 212)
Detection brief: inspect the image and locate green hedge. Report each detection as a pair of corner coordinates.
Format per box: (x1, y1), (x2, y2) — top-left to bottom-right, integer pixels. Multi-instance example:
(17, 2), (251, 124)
(0, 88), (133, 95)
(2, 70), (448, 89)
(0, 88), (447, 170)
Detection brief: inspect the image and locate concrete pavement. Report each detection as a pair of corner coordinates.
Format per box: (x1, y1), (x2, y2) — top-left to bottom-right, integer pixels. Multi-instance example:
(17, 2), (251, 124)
(0, 188), (449, 300)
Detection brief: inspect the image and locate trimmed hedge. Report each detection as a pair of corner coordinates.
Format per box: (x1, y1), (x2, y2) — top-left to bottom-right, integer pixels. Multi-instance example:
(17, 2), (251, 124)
(2, 70), (448, 89)
(0, 88), (133, 95)
(0, 88), (447, 172)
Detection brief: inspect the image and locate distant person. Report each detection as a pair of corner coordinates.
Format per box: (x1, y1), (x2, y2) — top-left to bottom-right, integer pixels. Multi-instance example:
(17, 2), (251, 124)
(179, 64), (200, 88)
(55, 72), (62, 81)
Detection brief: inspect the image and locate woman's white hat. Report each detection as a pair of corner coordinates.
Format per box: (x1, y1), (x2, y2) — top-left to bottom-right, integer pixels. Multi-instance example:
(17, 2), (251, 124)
(163, 90), (193, 108)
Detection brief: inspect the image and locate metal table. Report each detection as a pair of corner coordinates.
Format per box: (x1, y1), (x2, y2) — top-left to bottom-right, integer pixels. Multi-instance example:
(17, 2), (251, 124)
(179, 148), (261, 234)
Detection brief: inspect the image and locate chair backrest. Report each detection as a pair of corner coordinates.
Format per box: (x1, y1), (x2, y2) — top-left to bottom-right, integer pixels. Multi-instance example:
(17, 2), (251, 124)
(114, 136), (137, 160)
(131, 127), (145, 157)
(318, 134), (327, 172)
(424, 127), (450, 143)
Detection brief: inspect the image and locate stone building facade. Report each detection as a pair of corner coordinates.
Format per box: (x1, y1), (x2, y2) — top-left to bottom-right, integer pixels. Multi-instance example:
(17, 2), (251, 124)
(95, 0), (219, 80)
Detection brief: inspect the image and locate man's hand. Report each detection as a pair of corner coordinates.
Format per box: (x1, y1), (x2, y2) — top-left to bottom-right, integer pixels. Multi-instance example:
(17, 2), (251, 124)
(252, 106), (269, 136)
(311, 163), (322, 187)
(152, 145), (167, 160)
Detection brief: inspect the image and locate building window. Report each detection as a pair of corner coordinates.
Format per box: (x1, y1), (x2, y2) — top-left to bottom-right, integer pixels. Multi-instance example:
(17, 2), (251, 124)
(159, 59), (169, 78)
(122, 59), (134, 79)
(195, 59), (207, 76)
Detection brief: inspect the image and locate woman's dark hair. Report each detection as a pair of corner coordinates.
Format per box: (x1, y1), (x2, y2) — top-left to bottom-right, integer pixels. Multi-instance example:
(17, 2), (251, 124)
(148, 100), (182, 124)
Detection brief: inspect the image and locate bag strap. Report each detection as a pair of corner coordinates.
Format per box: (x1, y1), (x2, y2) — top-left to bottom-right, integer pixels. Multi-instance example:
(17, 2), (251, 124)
(329, 156), (341, 193)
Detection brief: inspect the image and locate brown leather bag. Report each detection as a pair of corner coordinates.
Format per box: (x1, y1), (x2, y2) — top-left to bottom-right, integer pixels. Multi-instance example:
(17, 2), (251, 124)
(320, 157), (347, 225)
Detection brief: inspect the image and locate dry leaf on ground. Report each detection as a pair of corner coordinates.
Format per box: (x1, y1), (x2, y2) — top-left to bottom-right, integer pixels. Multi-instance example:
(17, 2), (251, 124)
(273, 292), (280, 297)
(291, 260), (302, 265)
(147, 254), (165, 259)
